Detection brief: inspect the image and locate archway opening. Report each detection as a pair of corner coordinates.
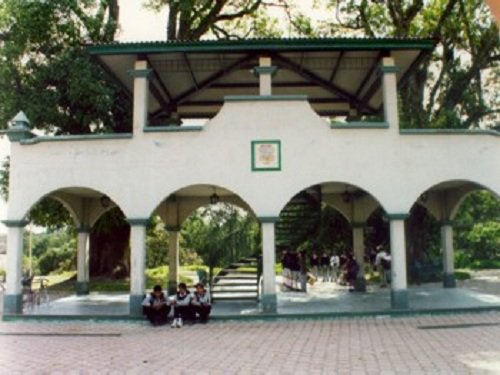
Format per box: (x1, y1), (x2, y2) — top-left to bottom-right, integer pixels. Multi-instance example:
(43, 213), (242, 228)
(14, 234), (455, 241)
(406, 180), (500, 309)
(275, 182), (389, 312)
(149, 184), (260, 310)
(14, 186), (127, 315)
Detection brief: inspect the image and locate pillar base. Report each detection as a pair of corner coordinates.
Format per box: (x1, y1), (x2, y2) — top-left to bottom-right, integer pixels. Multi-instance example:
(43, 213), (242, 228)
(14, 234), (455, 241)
(391, 289), (409, 309)
(168, 281), (178, 296)
(443, 273), (456, 288)
(3, 294), (23, 314)
(129, 294), (144, 316)
(261, 293), (277, 313)
(75, 281), (90, 295)
(354, 276), (367, 292)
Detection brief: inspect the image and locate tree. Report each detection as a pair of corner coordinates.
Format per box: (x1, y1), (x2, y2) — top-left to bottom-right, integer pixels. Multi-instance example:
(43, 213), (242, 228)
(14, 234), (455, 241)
(145, 0), (266, 40)
(0, 0), (128, 134)
(322, 0), (499, 129)
(181, 203), (259, 287)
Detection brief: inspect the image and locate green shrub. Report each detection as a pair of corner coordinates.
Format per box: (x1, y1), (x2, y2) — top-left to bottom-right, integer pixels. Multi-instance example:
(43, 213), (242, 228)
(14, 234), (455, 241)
(454, 270), (472, 280)
(454, 249), (473, 269)
(470, 259), (500, 270)
(0, 268), (5, 278)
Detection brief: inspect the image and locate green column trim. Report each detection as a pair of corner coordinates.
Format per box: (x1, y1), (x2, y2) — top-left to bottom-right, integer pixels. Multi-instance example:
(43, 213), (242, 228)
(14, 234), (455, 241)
(443, 273), (456, 288)
(351, 222), (366, 228)
(380, 65), (400, 73)
(386, 213), (410, 220)
(77, 226), (91, 234)
(261, 293), (277, 313)
(439, 220), (455, 226)
(253, 66), (278, 77)
(129, 294), (144, 316)
(3, 294), (23, 314)
(258, 216), (279, 224)
(391, 289), (409, 309)
(127, 218), (150, 226)
(2, 220), (29, 228)
(354, 276), (367, 292)
(75, 281), (90, 295)
(127, 68), (152, 78)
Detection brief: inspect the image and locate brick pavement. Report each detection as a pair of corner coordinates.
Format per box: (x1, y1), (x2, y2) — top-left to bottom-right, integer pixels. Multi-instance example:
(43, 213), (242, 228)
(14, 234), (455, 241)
(0, 312), (499, 374)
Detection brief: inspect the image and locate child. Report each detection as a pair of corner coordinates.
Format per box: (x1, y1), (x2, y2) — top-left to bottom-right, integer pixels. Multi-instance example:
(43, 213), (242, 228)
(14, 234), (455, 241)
(142, 285), (170, 326)
(169, 282), (192, 328)
(192, 282), (211, 323)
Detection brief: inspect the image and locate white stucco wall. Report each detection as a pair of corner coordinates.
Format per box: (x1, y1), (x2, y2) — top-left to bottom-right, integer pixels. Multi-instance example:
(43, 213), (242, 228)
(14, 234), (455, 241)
(5, 98), (500, 222)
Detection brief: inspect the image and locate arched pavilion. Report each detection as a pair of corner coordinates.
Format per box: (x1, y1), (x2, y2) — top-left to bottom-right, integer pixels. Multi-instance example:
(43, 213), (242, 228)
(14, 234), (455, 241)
(2, 38), (499, 316)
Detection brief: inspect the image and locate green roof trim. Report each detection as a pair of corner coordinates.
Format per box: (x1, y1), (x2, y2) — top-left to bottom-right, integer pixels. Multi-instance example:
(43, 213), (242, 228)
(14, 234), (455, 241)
(20, 133), (133, 145)
(225, 95), (307, 102)
(144, 125), (203, 132)
(331, 121), (389, 129)
(400, 129), (500, 137)
(87, 37), (437, 56)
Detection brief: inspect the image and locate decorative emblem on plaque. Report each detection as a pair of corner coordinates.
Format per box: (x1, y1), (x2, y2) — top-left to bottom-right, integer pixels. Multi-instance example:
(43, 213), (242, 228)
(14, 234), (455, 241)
(251, 140), (281, 171)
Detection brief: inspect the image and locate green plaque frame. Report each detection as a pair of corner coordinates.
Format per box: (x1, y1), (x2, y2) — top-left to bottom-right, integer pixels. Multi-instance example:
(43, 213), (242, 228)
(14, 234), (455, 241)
(251, 140), (282, 172)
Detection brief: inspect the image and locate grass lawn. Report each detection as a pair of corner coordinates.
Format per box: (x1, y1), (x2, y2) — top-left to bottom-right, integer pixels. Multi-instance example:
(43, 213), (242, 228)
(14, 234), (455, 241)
(45, 266), (196, 293)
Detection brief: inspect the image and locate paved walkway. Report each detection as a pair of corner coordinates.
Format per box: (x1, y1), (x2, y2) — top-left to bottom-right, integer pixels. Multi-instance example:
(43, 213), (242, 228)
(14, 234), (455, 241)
(1, 312), (500, 373)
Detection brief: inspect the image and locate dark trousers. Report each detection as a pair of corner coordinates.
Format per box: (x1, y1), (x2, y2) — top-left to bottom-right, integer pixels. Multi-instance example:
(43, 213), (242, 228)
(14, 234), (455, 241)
(194, 305), (212, 321)
(143, 305), (170, 326)
(174, 305), (192, 320)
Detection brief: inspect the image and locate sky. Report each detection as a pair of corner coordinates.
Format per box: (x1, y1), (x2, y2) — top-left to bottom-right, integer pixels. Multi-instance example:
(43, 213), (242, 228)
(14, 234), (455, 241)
(0, 2), (166, 234)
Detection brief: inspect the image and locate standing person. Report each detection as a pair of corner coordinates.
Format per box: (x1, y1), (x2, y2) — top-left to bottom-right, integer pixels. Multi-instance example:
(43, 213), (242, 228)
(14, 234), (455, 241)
(192, 282), (211, 323)
(169, 282), (192, 328)
(320, 251), (330, 282)
(375, 246), (391, 287)
(298, 251), (308, 292)
(345, 253), (359, 291)
(330, 252), (340, 283)
(289, 251), (300, 289)
(142, 285), (170, 326)
(310, 251), (319, 279)
(280, 249), (290, 288)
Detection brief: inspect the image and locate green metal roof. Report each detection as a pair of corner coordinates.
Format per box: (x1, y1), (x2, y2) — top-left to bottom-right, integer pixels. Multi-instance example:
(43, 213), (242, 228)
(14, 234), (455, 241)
(88, 37), (437, 56)
(87, 37), (436, 120)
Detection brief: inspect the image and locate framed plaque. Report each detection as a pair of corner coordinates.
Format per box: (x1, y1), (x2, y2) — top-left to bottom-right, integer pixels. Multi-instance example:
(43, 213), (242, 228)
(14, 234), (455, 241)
(251, 140), (281, 171)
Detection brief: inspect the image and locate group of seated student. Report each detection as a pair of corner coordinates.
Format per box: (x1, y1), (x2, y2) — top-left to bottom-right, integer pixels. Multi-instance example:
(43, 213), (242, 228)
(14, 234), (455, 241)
(142, 282), (211, 327)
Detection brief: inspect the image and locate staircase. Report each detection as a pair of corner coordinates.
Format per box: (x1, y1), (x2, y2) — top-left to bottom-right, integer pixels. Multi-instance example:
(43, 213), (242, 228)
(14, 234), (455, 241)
(276, 185), (322, 248)
(211, 256), (260, 302)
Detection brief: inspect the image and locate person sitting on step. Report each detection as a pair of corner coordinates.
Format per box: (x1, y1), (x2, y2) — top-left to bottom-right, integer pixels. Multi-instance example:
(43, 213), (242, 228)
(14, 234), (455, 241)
(191, 282), (211, 323)
(169, 282), (192, 328)
(142, 285), (170, 326)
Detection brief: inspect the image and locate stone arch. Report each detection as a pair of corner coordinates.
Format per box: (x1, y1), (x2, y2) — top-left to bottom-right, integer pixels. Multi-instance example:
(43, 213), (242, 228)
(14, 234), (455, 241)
(408, 179), (499, 222)
(279, 181), (385, 224)
(151, 183), (257, 228)
(11, 185), (126, 226)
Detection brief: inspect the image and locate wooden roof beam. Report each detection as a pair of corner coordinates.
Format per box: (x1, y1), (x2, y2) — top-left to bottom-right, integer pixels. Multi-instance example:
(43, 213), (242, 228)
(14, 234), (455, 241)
(270, 52), (377, 114)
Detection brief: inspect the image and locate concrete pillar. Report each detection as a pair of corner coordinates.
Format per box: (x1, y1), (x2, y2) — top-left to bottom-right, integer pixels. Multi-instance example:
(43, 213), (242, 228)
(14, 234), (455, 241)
(130, 60), (151, 134)
(167, 228), (180, 295)
(76, 227), (90, 295)
(352, 223), (366, 292)
(381, 57), (400, 132)
(389, 215), (409, 309)
(260, 219), (277, 313)
(441, 223), (456, 288)
(3, 220), (27, 314)
(254, 57), (277, 96)
(128, 219), (148, 316)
